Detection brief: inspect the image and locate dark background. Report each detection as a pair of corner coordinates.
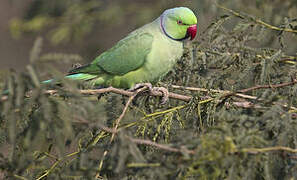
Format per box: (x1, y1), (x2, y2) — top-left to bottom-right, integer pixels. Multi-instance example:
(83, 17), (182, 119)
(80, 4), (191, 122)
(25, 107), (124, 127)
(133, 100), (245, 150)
(0, 0), (296, 73)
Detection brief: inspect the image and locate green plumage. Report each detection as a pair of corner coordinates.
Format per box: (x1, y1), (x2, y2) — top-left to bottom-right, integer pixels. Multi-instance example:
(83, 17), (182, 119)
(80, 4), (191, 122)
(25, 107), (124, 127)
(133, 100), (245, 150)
(50, 7), (198, 89)
(70, 33), (153, 76)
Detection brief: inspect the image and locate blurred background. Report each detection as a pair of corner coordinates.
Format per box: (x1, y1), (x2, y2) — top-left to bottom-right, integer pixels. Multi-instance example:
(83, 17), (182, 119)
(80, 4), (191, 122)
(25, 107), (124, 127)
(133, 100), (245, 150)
(0, 1), (297, 179)
(0, 0), (296, 73)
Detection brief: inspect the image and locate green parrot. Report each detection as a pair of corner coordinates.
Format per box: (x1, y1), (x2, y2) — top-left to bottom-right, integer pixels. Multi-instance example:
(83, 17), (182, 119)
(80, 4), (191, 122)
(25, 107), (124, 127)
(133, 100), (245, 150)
(45, 7), (198, 89)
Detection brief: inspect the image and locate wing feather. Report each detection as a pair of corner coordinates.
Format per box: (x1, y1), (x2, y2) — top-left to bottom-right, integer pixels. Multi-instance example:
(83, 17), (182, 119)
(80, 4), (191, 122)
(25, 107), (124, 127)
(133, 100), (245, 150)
(94, 33), (153, 75)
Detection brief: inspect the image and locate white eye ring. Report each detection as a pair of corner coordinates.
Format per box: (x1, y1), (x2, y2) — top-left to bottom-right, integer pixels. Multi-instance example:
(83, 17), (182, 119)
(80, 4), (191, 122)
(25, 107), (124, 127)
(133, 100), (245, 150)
(177, 20), (183, 25)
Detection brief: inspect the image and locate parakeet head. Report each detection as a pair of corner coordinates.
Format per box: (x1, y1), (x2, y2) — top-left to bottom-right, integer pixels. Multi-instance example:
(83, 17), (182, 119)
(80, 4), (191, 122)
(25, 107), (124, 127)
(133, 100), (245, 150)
(161, 7), (197, 41)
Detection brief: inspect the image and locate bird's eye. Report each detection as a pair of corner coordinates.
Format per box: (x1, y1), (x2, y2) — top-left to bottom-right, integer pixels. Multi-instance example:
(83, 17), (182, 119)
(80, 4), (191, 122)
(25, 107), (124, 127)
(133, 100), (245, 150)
(177, 20), (183, 25)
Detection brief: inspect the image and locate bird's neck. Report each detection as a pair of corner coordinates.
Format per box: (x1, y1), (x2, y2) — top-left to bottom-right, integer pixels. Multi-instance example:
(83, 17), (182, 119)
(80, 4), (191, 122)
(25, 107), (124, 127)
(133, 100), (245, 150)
(160, 15), (185, 42)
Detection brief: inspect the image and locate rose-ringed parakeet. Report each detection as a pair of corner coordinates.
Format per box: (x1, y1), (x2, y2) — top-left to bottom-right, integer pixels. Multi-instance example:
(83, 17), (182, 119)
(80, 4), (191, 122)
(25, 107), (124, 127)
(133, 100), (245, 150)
(46, 7), (198, 88)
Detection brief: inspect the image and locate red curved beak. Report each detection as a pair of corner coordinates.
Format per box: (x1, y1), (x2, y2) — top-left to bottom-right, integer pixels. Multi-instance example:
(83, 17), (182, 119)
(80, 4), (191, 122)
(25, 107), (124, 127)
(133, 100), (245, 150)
(187, 24), (197, 40)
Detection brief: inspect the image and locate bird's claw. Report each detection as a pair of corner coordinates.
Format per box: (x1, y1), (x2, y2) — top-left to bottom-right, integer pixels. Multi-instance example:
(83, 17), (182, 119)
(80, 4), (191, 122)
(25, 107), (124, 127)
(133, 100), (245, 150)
(129, 83), (152, 106)
(152, 87), (169, 105)
(130, 83), (169, 104)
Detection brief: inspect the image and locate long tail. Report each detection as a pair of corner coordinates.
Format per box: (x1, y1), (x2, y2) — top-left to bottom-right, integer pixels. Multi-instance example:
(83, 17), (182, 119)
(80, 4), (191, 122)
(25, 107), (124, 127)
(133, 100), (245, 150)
(42, 73), (98, 84)
(2, 73), (96, 94)
(1, 73), (98, 96)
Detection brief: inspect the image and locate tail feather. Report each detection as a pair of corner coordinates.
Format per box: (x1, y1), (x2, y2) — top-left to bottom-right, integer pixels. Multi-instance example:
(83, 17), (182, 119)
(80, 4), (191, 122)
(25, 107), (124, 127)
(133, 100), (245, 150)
(42, 73), (97, 84)
(42, 79), (53, 84)
(2, 73), (98, 96)
(65, 73), (97, 81)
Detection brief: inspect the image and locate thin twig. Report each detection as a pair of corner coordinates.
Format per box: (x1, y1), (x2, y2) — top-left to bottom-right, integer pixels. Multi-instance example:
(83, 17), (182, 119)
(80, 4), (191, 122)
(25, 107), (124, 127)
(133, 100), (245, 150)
(36, 150), (80, 180)
(242, 146), (297, 154)
(238, 79), (297, 93)
(110, 86), (147, 142)
(13, 175), (28, 180)
(167, 84), (257, 100)
(96, 86), (148, 178)
(128, 137), (195, 154)
(127, 163), (161, 168)
(215, 3), (297, 34)
(167, 80), (297, 111)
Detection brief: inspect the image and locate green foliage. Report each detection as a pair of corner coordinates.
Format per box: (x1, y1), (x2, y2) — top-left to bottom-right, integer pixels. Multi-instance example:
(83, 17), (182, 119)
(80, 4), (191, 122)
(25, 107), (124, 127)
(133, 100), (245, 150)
(1, 1), (297, 179)
(10, 0), (125, 44)
(9, 0), (169, 45)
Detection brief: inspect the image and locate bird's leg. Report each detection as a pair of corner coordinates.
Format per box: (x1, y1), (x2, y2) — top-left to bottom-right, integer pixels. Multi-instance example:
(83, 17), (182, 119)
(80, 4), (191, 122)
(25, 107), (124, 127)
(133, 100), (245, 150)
(93, 85), (106, 101)
(129, 83), (153, 105)
(152, 87), (169, 105)
(129, 83), (153, 92)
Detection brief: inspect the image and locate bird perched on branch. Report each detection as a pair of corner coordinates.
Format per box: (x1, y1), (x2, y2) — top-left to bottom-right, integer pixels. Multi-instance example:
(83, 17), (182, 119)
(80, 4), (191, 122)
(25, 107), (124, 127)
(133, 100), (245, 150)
(43, 7), (197, 90)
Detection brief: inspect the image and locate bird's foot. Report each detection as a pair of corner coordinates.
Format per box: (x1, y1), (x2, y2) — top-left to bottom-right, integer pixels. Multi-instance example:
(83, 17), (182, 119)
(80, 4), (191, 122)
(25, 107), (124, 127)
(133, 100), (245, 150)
(130, 83), (169, 105)
(152, 87), (169, 105)
(129, 83), (153, 106)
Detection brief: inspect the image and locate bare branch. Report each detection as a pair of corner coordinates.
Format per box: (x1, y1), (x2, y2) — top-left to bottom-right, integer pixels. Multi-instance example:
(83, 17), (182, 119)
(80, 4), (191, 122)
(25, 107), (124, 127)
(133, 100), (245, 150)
(128, 137), (195, 155)
(1, 86), (192, 102)
(97, 86), (148, 178)
(110, 86), (148, 142)
(167, 84), (257, 100)
(2, 79), (297, 113)
(238, 79), (297, 93)
(242, 146), (297, 154)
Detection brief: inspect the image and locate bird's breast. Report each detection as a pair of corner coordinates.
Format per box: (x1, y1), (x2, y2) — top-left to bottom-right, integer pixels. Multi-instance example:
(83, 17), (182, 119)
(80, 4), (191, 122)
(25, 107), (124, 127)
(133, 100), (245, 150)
(144, 36), (183, 81)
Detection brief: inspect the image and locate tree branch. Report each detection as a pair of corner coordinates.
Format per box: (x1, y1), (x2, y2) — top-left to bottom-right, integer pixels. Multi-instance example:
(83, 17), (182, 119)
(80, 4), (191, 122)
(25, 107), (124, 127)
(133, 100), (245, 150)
(110, 86), (148, 142)
(1, 79), (297, 112)
(166, 84), (257, 100)
(215, 3), (297, 34)
(0, 87), (191, 102)
(242, 146), (297, 154)
(238, 79), (297, 93)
